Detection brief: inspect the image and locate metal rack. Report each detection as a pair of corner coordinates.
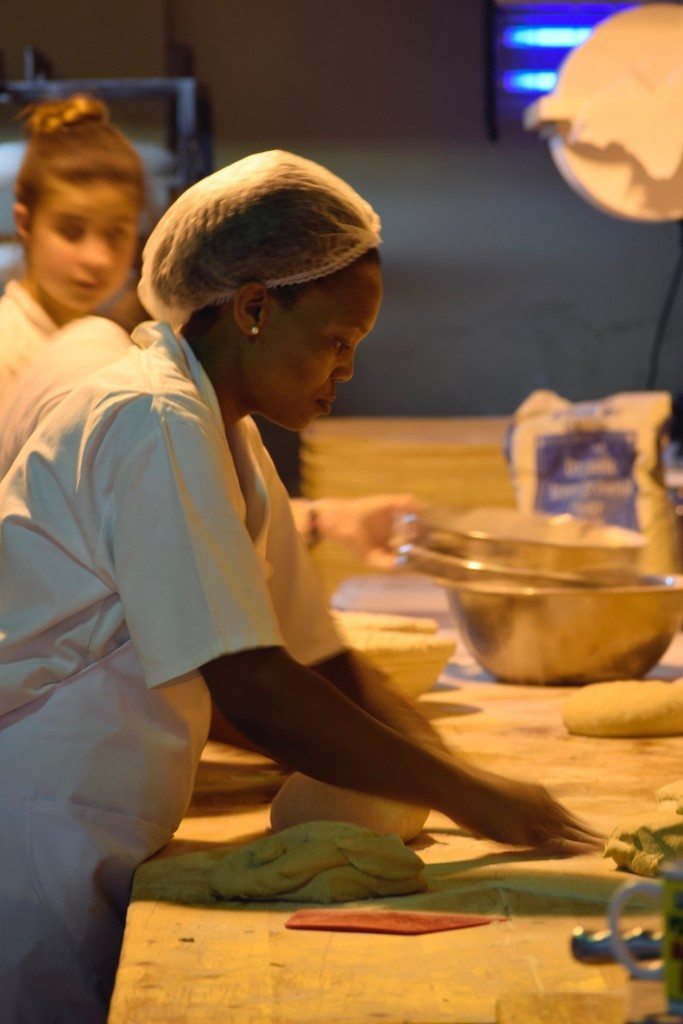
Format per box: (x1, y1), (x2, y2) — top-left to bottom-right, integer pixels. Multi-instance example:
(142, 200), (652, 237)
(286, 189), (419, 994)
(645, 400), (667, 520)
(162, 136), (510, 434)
(0, 46), (213, 194)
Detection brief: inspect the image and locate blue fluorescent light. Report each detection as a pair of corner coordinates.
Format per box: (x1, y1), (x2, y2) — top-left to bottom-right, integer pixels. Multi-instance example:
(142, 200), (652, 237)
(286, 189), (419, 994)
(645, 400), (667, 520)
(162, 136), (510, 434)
(502, 70), (558, 94)
(503, 26), (593, 48)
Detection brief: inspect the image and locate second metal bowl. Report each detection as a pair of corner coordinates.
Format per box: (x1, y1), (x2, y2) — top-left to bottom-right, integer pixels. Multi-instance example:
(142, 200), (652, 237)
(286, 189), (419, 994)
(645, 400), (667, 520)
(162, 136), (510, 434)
(417, 506), (645, 580)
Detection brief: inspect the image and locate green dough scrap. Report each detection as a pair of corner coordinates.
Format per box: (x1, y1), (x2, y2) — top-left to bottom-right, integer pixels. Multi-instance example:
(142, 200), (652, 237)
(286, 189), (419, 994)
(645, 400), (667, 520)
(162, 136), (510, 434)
(604, 808), (683, 877)
(656, 779), (683, 813)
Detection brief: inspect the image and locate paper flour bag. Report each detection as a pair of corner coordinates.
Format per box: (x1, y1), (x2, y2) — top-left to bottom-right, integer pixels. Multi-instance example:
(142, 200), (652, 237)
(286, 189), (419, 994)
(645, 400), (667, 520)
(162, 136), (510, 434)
(507, 390), (678, 574)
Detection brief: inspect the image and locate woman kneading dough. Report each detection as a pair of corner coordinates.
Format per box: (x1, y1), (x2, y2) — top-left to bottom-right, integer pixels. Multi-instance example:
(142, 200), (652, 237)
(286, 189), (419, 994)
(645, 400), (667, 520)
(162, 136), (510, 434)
(0, 95), (144, 397)
(0, 150), (601, 1023)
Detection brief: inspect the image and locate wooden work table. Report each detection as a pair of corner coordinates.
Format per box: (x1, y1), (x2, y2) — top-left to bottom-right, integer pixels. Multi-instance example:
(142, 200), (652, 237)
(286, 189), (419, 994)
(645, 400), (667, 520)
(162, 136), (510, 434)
(108, 587), (683, 1024)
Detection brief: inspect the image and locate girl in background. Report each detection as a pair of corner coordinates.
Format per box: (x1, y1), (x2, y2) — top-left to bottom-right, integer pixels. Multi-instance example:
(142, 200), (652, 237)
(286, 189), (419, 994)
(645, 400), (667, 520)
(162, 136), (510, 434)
(0, 94), (144, 397)
(0, 94), (416, 565)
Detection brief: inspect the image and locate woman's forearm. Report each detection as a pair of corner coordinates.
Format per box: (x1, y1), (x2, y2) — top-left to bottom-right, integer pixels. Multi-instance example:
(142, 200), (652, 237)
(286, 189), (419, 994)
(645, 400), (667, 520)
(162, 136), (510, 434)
(202, 647), (603, 850)
(202, 646), (464, 817)
(312, 650), (454, 760)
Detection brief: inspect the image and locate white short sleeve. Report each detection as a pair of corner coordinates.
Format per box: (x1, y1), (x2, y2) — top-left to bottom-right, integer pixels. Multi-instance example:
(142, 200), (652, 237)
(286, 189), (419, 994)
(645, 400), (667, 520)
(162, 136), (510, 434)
(97, 394), (284, 686)
(244, 420), (345, 666)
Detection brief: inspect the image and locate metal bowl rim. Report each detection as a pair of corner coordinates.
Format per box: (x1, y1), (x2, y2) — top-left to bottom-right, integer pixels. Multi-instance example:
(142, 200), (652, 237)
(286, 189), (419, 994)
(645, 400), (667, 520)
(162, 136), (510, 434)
(420, 508), (645, 552)
(443, 573), (683, 597)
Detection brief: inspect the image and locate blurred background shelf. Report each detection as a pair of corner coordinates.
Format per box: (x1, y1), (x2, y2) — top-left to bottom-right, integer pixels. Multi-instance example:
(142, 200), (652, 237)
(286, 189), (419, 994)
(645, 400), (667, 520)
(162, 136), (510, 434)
(300, 416), (516, 594)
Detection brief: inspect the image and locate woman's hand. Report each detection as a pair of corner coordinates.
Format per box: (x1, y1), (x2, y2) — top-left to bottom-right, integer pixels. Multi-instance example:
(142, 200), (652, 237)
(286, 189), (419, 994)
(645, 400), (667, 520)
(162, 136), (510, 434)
(317, 494), (420, 567)
(448, 767), (605, 853)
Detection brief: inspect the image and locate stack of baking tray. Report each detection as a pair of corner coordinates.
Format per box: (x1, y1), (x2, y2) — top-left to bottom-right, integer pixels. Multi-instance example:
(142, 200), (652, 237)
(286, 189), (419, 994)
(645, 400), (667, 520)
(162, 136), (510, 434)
(299, 416), (516, 596)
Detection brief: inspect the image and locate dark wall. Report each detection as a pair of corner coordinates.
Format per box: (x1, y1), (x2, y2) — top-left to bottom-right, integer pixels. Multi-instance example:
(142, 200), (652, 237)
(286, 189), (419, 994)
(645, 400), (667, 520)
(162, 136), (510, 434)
(0, 1), (165, 78)
(0, 1), (679, 491)
(167, 0), (483, 146)
(165, 0), (678, 487)
(164, 0), (679, 407)
(0, 1), (167, 137)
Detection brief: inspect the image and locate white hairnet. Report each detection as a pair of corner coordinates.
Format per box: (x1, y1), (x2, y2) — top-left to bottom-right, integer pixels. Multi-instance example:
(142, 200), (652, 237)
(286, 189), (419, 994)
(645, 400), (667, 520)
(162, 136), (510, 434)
(138, 149), (382, 328)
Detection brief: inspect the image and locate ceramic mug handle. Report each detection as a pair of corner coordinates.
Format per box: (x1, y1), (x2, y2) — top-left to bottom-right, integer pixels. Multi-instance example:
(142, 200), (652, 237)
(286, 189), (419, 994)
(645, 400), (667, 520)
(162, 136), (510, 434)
(607, 880), (664, 981)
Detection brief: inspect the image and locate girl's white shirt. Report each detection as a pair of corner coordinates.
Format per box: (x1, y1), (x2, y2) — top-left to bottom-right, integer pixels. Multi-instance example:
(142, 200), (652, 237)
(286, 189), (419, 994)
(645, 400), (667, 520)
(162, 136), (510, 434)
(0, 279), (57, 398)
(0, 319), (343, 718)
(0, 313), (130, 476)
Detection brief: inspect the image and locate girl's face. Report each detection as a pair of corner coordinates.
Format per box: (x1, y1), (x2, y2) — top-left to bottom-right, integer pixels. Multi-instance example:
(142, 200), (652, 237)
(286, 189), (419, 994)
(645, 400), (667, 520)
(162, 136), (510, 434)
(15, 178), (140, 327)
(235, 259), (383, 431)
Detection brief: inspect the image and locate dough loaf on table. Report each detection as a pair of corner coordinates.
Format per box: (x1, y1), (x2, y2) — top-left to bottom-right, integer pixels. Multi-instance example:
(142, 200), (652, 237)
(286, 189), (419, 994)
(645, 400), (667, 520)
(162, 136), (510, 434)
(208, 820), (426, 903)
(270, 772), (429, 841)
(562, 678), (683, 737)
(331, 610), (455, 701)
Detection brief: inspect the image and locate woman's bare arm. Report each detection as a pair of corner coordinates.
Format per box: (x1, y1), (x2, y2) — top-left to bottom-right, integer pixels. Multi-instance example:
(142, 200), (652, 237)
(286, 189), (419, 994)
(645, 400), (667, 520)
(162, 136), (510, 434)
(202, 646), (603, 851)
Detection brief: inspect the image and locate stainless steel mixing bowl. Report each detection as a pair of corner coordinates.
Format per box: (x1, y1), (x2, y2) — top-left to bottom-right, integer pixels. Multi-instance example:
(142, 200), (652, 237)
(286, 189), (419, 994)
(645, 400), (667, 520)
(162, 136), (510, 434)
(418, 506), (644, 582)
(445, 575), (683, 685)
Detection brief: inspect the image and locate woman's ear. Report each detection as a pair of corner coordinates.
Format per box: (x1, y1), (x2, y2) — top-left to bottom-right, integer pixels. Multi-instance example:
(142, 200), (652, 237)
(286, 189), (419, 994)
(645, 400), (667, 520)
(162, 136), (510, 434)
(13, 203), (30, 242)
(233, 281), (269, 336)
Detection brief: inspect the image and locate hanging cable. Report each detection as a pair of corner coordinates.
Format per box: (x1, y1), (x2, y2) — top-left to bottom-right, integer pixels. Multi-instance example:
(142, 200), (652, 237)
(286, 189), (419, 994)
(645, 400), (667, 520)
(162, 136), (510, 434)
(646, 219), (683, 390)
(483, 0), (499, 142)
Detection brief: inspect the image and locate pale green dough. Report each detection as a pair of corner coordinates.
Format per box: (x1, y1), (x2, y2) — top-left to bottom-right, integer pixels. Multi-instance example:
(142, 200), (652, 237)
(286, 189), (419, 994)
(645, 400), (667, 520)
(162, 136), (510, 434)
(208, 820), (425, 903)
(656, 778), (683, 813)
(604, 807), (683, 876)
(286, 865), (424, 903)
(606, 779), (683, 876)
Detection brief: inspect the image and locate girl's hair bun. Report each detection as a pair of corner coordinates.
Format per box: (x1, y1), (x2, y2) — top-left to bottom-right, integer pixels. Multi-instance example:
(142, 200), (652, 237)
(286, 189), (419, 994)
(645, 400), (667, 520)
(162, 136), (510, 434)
(22, 94), (110, 136)
(14, 92), (145, 212)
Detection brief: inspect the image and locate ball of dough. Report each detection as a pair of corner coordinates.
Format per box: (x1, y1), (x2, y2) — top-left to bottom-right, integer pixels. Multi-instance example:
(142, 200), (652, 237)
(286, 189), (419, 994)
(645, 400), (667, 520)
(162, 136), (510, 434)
(562, 678), (683, 737)
(270, 772), (429, 842)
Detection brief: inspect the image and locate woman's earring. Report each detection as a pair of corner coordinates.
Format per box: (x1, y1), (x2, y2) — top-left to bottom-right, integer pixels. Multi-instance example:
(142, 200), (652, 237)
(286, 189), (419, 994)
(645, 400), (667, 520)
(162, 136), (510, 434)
(250, 324), (260, 336)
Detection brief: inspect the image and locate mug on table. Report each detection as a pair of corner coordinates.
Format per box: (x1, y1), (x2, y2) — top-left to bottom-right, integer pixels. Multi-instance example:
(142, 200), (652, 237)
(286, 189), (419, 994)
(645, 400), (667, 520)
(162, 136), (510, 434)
(607, 859), (683, 1016)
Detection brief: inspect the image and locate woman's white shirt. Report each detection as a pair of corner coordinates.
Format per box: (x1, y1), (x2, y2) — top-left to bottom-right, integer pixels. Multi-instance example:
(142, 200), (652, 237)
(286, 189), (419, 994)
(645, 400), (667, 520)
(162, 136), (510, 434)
(0, 320), (343, 717)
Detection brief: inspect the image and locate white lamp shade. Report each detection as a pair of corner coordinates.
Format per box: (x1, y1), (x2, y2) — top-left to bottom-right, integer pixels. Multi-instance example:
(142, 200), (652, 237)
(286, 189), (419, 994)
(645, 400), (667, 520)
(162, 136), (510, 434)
(526, 4), (683, 222)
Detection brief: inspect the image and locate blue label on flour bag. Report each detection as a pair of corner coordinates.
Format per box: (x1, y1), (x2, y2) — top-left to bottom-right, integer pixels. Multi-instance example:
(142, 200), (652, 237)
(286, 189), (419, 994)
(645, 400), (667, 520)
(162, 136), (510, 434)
(534, 430), (639, 529)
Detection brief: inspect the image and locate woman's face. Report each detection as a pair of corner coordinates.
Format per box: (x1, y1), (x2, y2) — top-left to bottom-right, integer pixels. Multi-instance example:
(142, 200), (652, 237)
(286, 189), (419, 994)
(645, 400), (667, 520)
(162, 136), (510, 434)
(236, 259), (383, 431)
(15, 178), (140, 327)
